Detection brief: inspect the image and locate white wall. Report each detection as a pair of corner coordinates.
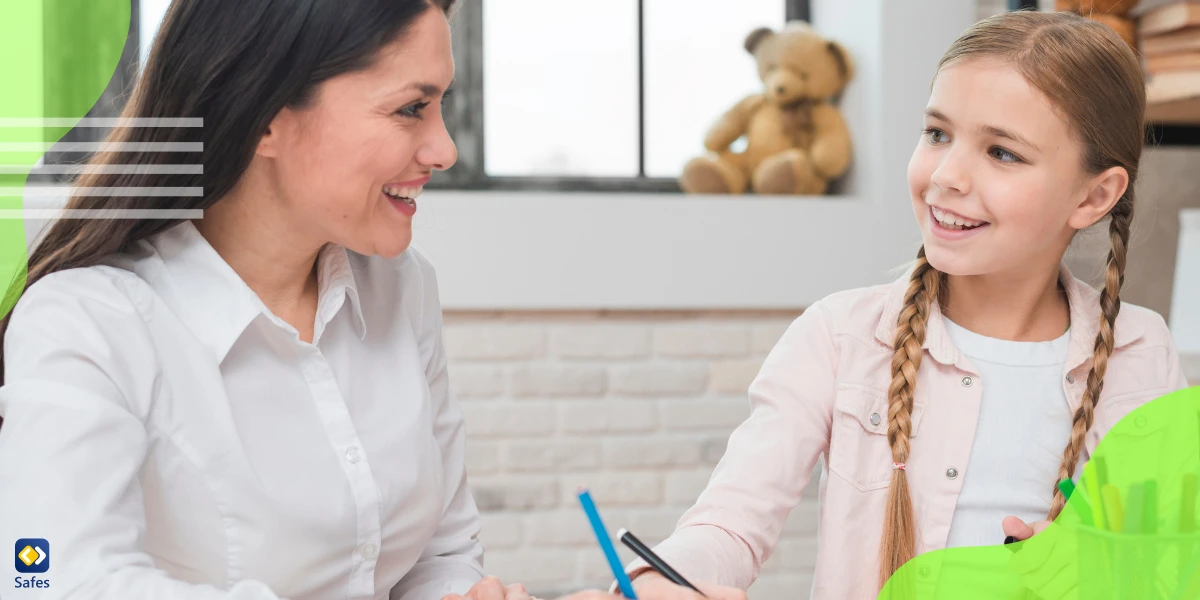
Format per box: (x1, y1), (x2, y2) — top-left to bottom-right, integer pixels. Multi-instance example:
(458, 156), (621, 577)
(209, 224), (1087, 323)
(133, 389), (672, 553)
(413, 0), (980, 310)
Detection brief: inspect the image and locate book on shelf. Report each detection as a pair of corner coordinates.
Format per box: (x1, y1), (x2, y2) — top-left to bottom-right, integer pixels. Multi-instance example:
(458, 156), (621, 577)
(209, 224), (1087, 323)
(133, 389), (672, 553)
(1141, 26), (1200, 55)
(1146, 69), (1200, 103)
(1138, 1), (1200, 36)
(1145, 50), (1200, 74)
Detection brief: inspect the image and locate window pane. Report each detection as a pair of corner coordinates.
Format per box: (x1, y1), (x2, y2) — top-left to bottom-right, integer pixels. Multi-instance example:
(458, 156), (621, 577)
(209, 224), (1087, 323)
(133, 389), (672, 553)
(643, 0), (786, 178)
(483, 0), (639, 177)
(140, 0), (172, 67)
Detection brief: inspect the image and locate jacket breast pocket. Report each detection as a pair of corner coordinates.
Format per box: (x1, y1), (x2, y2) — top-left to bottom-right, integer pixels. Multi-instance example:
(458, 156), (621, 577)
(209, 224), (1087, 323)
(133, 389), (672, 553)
(828, 383), (926, 492)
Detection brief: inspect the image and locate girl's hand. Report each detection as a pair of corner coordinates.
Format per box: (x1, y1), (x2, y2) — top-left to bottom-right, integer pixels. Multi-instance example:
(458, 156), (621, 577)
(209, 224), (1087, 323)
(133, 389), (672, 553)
(626, 570), (748, 600)
(441, 576), (533, 600)
(1002, 516), (1078, 600)
(1002, 516), (1052, 541)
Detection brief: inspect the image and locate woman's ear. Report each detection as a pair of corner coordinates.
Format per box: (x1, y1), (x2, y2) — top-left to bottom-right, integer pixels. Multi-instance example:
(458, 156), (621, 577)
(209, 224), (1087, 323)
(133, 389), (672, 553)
(256, 109), (293, 158)
(1068, 165), (1129, 230)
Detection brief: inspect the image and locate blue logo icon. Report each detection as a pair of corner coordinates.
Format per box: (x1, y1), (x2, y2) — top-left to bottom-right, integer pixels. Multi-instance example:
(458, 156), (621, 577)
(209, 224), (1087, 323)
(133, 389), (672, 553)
(14, 539), (49, 574)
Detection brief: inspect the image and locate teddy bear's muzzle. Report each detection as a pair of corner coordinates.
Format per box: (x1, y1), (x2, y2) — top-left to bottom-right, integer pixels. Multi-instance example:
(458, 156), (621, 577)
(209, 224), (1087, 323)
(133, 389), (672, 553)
(765, 71), (808, 104)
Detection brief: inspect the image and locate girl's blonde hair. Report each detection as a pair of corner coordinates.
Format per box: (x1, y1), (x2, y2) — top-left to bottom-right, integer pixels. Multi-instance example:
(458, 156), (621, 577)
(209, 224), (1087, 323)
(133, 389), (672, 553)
(879, 10), (1145, 588)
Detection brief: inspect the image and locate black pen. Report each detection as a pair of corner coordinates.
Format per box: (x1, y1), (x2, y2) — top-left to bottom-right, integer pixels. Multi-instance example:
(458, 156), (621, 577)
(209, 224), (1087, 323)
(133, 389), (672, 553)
(617, 528), (707, 598)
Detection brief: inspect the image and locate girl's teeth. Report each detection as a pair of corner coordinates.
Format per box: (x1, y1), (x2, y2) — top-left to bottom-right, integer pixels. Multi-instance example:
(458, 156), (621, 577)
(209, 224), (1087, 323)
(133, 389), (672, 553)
(932, 206), (983, 229)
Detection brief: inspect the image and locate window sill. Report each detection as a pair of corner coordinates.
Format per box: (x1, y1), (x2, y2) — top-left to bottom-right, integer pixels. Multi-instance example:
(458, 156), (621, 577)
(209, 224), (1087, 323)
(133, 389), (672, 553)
(412, 190), (917, 310)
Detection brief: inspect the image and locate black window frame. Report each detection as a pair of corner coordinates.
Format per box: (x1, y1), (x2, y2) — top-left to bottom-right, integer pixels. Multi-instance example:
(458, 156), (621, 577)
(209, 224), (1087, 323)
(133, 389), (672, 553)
(429, 0), (813, 192)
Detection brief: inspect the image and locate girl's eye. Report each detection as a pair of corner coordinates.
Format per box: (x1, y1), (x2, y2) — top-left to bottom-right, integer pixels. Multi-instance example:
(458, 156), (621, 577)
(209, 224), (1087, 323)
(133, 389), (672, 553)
(989, 146), (1021, 163)
(397, 101), (430, 119)
(923, 127), (949, 144)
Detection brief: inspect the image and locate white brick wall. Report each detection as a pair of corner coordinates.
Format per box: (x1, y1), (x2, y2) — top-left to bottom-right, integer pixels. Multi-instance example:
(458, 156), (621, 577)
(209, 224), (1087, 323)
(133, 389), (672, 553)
(444, 311), (826, 599)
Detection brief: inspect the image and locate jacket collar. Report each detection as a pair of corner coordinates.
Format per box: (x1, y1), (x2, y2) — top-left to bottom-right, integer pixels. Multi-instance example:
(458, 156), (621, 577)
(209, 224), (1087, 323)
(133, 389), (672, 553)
(873, 263), (1144, 372)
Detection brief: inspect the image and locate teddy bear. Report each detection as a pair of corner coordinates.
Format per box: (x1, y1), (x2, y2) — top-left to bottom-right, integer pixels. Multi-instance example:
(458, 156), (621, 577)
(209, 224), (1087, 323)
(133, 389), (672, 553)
(679, 21), (854, 196)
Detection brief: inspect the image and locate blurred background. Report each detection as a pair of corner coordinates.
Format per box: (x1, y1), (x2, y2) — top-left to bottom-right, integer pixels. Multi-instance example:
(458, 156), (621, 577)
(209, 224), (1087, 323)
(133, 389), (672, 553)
(19, 0), (1200, 597)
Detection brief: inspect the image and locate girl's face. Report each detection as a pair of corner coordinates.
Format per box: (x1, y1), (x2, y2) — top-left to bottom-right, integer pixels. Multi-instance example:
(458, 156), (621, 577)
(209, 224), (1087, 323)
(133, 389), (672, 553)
(254, 6), (456, 259)
(907, 59), (1125, 278)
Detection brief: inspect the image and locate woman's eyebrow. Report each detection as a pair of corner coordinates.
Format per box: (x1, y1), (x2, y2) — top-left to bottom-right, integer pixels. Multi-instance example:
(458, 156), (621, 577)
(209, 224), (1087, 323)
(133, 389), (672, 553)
(396, 79), (454, 97)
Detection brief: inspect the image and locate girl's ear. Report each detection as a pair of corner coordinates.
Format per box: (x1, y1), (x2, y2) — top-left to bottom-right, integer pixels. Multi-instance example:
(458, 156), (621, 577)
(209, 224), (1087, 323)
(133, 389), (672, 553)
(1067, 165), (1128, 230)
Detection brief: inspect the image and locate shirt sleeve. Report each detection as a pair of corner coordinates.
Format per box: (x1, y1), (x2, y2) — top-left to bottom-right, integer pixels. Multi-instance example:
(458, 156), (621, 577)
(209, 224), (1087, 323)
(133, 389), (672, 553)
(0, 270), (284, 600)
(390, 258), (484, 600)
(623, 302), (840, 589)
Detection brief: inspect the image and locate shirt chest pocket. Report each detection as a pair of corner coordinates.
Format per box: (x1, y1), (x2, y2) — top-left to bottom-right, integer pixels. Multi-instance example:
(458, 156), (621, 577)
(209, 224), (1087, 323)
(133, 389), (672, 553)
(828, 383), (927, 492)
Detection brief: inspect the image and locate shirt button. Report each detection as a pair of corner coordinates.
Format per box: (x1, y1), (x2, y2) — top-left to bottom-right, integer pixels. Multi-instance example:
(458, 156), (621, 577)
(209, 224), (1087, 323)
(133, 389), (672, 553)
(946, 467), (959, 479)
(870, 413), (881, 426)
(345, 446), (361, 464)
(961, 376), (973, 387)
(360, 543), (377, 559)
(1066, 373), (1075, 384)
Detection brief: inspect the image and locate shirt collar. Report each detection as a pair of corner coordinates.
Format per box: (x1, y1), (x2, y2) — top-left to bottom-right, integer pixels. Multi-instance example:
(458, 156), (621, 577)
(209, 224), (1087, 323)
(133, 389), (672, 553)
(873, 262), (1144, 370)
(142, 222), (366, 364)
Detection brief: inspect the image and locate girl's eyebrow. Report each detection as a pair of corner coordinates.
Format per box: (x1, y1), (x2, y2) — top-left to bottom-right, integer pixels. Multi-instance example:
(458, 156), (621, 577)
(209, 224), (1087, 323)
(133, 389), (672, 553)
(979, 124), (1039, 152)
(925, 107), (951, 122)
(926, 107), (1040, 152)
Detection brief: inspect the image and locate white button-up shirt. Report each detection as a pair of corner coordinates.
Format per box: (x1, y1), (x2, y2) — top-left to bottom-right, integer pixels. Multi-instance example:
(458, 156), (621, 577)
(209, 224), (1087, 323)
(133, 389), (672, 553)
(0, 222), (483, 600)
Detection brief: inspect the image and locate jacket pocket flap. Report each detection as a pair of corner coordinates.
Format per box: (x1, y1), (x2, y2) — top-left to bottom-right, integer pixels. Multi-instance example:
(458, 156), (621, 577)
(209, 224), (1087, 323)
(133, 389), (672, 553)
(835, 383), (926, 437)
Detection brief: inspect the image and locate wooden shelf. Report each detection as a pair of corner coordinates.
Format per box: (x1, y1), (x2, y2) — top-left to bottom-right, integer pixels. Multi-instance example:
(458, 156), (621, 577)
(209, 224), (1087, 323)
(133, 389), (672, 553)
(1148, 96), (1200, 126)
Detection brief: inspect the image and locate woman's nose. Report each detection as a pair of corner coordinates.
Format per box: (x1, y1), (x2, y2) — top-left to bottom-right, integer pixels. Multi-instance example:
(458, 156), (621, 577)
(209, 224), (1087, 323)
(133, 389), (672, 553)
(417, 120), (458, 172)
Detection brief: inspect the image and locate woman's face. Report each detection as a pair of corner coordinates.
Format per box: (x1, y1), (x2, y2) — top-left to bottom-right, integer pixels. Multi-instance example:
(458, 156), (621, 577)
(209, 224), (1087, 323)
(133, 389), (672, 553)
(256, 6), (456, 259)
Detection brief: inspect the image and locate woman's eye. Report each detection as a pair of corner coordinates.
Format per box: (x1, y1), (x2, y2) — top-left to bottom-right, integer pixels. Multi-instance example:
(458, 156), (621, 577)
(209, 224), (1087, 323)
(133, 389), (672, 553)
(397, 101), (430, 119)
(923, 128), (948, 144)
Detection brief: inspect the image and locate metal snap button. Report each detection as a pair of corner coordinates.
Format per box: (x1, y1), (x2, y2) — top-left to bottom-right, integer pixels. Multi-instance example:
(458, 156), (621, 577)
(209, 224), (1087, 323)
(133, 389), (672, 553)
(870, 413), (881, 426)
(961, 376), (973, 387)
(946, 467), (959, 479)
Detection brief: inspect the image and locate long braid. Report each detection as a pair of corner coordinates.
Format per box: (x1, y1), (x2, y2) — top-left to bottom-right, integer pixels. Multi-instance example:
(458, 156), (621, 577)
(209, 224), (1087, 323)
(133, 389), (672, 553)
(879, 246), (943, 588)
(1048, 197), (1133, 519)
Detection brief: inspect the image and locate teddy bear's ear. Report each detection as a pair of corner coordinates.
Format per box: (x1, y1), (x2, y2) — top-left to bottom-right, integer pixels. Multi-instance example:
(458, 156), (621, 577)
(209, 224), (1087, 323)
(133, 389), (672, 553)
(826, 41), (855, 87)
(744, 27), (775, 55)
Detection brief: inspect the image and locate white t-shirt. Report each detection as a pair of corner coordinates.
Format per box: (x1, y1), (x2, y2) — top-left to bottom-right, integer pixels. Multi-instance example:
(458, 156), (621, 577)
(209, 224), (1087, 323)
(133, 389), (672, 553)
(943, 317), (1074, 548)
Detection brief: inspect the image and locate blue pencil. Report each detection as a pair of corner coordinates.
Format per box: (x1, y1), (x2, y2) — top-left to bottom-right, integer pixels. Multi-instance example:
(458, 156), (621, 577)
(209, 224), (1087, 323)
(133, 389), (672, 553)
(577, 489), (638, 599)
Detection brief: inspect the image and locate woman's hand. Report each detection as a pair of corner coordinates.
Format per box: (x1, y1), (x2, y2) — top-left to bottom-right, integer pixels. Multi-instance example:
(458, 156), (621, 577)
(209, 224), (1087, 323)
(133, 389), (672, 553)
(441, 576), (533, 600)
(1002, 516), (1078, 600)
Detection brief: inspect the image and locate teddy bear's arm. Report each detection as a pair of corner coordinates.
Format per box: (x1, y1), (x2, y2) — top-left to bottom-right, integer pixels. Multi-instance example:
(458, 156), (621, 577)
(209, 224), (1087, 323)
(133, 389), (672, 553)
(808, 104), (853, 180)
(703, 94), (766, 153)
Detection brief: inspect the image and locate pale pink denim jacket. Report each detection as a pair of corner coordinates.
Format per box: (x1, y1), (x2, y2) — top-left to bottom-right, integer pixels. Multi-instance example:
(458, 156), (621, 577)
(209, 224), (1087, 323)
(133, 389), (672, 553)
(633, 267), (1190, 599)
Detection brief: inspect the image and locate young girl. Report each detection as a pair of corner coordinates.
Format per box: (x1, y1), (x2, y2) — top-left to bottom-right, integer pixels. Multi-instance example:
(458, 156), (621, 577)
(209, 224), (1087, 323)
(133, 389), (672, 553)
(626, 11), (1189, 599)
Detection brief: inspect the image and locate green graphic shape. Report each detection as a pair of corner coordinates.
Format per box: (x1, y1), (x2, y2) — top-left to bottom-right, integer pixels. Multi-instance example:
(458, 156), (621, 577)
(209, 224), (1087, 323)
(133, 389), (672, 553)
(1, 0), (130, 318)
(879, 385), (1200, 599)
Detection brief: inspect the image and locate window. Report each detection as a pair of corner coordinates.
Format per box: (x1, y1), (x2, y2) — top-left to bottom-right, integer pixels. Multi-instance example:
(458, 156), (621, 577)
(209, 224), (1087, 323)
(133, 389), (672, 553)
(433, 0), (813, 191)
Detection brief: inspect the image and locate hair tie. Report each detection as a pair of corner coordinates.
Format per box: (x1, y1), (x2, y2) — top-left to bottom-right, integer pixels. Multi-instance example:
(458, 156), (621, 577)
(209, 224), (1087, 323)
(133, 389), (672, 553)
(892, 462), (907, 470)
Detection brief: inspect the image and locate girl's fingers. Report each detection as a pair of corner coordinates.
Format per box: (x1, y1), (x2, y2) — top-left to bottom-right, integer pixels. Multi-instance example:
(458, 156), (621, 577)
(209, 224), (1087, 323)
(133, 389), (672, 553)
(1002, 515), (1037, 541)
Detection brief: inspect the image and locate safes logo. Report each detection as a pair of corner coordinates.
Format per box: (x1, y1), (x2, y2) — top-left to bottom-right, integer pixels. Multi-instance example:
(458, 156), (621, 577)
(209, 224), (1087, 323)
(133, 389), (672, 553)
(13, 539), (50, 590)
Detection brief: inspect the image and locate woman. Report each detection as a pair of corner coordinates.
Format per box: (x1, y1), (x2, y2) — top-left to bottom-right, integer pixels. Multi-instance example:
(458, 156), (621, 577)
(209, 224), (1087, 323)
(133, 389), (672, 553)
(0, 0), (496, 597)
(0, 0), (749, 597)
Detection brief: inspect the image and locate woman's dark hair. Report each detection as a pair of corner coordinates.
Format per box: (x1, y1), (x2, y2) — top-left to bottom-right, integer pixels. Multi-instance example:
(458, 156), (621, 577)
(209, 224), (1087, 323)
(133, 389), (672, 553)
(0, 0), (456, 387)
